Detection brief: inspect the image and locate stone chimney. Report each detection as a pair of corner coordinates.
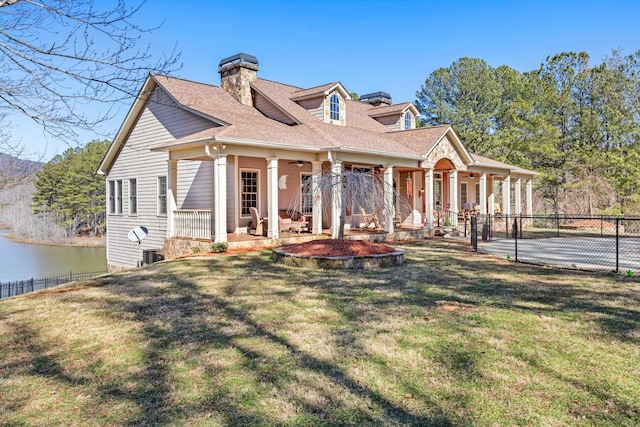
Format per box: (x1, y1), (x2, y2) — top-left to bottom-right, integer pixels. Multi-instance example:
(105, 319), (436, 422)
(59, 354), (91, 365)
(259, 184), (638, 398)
(359, 91), (392, 107)
(218, 53), (259, 106)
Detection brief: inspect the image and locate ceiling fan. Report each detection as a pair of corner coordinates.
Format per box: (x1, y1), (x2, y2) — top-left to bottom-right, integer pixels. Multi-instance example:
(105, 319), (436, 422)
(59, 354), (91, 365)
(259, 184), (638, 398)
(288, 160), (310, 167)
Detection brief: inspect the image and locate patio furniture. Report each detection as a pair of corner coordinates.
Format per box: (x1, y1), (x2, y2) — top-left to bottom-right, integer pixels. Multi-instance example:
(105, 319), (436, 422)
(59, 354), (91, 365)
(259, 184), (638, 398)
(279, 209), (309, 233)
(360, 207), (380, 230)
(248, 207), (265, 236)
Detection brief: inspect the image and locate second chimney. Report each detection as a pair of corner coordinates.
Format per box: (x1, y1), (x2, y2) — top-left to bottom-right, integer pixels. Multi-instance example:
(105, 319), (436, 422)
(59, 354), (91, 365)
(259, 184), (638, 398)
(218, 53), (259, 106)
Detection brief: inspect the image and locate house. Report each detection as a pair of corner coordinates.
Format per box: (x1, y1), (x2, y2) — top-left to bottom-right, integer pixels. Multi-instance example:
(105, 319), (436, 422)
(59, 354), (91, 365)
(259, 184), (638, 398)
(98, 53), (537, 270)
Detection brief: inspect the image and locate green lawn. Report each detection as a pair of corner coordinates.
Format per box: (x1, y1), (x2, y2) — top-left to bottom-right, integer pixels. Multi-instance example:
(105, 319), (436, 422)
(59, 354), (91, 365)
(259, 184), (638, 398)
(1, 240), (638, 426)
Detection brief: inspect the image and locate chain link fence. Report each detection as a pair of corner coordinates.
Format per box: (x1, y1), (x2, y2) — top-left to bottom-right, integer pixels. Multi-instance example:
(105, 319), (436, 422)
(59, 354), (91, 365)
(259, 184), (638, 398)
(471, 214), (640, 273)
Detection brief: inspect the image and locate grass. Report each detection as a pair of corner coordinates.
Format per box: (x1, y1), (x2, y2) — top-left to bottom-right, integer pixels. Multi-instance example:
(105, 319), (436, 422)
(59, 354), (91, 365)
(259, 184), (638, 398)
(1, 240), (639, 426)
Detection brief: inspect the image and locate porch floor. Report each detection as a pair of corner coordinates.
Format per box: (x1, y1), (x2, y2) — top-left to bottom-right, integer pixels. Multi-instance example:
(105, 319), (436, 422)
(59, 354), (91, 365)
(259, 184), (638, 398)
(225, 225), (431, 251)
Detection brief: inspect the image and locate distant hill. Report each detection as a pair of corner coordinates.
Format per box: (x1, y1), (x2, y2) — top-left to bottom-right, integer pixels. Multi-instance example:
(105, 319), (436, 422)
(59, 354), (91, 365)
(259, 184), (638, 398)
(0, 153), (42, 188)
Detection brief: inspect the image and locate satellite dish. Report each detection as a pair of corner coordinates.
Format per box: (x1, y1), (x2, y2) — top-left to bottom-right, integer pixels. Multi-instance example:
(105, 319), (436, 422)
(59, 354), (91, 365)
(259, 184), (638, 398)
(127, 226), (148, 242)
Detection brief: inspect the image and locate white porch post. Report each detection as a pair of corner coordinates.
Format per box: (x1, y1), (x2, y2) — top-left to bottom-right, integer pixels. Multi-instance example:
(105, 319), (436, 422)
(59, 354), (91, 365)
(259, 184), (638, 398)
(526, 178), (533, 216)
(503, 175), (511, 217)
(384, 165), (394, 232)
(425, 168), (434, 229)
(166, 159), (178, 238)
(266, 157), (279, 239)
(331, 159), (342, 239)
(514, 178), (522, 215)
(488, 177), (495, 218)
(312, 161), (322, 235)
(213, 155), (228, 243)
(449, 170), (458, 214)
(410, 171), (421, 225)
(479, 173), (488, 215)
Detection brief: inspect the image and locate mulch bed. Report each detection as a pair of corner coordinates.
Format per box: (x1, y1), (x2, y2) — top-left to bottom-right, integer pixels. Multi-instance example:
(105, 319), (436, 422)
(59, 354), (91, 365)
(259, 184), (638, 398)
(280, 239), (397, 257)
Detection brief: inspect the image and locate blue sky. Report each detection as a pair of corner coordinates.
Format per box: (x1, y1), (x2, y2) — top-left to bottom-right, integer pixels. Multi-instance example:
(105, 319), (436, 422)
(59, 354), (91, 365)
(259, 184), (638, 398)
(10, 0), (640, 160)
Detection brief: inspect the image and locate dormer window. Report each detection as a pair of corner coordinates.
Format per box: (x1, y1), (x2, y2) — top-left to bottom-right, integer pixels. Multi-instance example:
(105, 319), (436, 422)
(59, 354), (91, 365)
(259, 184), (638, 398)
(404, 112), (412, 130)
(330, 93), (340, 121)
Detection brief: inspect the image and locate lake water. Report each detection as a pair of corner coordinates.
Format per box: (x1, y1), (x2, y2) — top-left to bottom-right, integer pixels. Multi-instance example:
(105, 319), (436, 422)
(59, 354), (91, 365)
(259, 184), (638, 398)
(0, 230), (106, 283)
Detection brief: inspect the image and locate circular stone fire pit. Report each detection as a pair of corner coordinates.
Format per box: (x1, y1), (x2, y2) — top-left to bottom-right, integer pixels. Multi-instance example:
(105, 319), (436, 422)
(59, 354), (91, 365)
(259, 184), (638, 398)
(272, 239), (404, 270)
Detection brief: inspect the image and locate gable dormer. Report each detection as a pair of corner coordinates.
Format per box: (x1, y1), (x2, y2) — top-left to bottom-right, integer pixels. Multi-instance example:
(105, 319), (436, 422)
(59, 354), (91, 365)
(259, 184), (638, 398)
(291, 82), (349, 126)
(364, 94), (420, 131)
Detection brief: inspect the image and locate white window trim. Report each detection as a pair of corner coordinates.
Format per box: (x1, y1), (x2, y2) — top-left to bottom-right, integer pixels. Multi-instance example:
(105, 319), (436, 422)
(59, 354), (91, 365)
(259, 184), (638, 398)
(239, 168), (260, 218)
(128, 178), (138, 216)
(157, 176), (167, 217)
(108, 180), (116, 215)
(108, 179), (124, 215)
(300, 172), (313, 215)
(329, 92), (341, 123)
(116, 180), (123, 215)
(460, 181), (468, 206)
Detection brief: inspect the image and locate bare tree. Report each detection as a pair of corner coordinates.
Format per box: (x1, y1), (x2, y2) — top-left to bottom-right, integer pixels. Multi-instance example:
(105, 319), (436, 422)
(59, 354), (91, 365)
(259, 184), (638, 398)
(289, 169), (412, 239)
(0, 0), (180, 141)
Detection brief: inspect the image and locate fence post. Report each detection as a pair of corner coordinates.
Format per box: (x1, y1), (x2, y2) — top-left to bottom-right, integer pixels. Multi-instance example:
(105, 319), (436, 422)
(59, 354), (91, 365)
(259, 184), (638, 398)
(471, 216), (477, 251)
(616, 218), (619, 273)
(556, 216), (560, 238)
(513, 217), (518, 262)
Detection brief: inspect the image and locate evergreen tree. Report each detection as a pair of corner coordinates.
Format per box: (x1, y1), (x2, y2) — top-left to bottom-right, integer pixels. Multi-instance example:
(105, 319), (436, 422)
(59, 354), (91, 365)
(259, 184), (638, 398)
(32, 140), (109, 236)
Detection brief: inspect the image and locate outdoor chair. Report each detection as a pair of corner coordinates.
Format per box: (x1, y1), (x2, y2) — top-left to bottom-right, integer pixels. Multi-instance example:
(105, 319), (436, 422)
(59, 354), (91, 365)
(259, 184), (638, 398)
(360, 207), (380, 230)
(248, 207), (265, 236)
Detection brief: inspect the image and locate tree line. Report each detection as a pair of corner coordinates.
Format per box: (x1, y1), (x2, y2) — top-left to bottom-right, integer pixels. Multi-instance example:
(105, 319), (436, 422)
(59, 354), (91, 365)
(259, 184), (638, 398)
(416, 50), (640, 215)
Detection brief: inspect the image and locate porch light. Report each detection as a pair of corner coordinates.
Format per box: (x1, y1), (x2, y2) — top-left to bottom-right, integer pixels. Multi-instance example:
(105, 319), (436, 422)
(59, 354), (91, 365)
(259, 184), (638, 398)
(418, 187), (425, 197)
(295, 160), (304, 167)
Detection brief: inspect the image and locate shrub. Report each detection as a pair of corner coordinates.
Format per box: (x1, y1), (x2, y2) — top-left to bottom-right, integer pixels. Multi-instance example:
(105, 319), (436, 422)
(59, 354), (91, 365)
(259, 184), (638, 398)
(211, 242), (228, 253)
(444, 217), (452, 227)
(192, 245), (201, 254)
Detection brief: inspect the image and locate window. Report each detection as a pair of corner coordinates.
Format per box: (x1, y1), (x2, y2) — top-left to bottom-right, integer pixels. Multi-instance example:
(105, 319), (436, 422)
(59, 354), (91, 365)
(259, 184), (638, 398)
(116, 180), (123, 214)
(108, 180), (123, 214)
(108, 181), (116, 214)
(240, 170), (258, 216)
(434, 179), (442, 205)
(404, 112), (412, 130)
(158, 176), (167, 216)
(129, 179), (137, 215)
(460, 182), (468, 205)
(300, 173), (313, 215)
(330, 93), (340, 121)
(475, 182), (480, 205)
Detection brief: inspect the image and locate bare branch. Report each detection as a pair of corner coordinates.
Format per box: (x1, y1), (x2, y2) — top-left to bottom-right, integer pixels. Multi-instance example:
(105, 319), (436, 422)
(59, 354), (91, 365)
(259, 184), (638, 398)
(0, 0), (181, 141)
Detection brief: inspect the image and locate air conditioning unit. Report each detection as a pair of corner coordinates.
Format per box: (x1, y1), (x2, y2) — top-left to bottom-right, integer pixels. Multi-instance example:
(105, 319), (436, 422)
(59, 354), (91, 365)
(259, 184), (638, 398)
(143, 249), (165, 265)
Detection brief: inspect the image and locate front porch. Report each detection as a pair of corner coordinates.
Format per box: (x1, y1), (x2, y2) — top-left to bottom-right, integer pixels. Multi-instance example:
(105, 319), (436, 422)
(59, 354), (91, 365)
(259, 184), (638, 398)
(168, 223), (434, 254)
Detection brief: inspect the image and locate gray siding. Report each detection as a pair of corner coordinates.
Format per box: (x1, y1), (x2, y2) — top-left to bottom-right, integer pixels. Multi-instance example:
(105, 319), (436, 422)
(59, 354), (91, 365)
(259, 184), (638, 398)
(254, 93), (295, 125)
(106, 89), (218, 268)
(375, 115), (401, 131)
(297, 97), (324, 121)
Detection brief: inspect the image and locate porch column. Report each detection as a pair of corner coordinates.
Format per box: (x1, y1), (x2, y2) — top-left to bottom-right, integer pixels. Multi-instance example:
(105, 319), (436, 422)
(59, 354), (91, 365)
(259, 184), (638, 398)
(311, 161), (323, 235)
(331, 159), (342, 239)
(488, 177), (495, 218)
(213, 154), (228, 243)
(526, 178), (533, 216)
(514, 178), (522, 215)
(266, 157), (279, 239)
(384, 165), (394, 232)
(411, 171), (421, 225)
(449, 170), (458, 214)
(503, 175), (511, 217)
(425, 168), (434, 229)
(166, 159), (178, 238)
(479, 173), (487, 215)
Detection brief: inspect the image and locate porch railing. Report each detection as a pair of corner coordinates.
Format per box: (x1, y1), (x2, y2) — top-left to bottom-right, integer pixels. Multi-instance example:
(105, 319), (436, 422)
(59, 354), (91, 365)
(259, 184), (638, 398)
(174, 209), (214, 240)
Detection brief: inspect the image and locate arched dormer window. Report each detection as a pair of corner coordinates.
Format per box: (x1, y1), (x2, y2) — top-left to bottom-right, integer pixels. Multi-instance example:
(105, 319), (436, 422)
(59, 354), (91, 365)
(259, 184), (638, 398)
(330, 93), (340, 121)
(404, 112), (412, 130)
